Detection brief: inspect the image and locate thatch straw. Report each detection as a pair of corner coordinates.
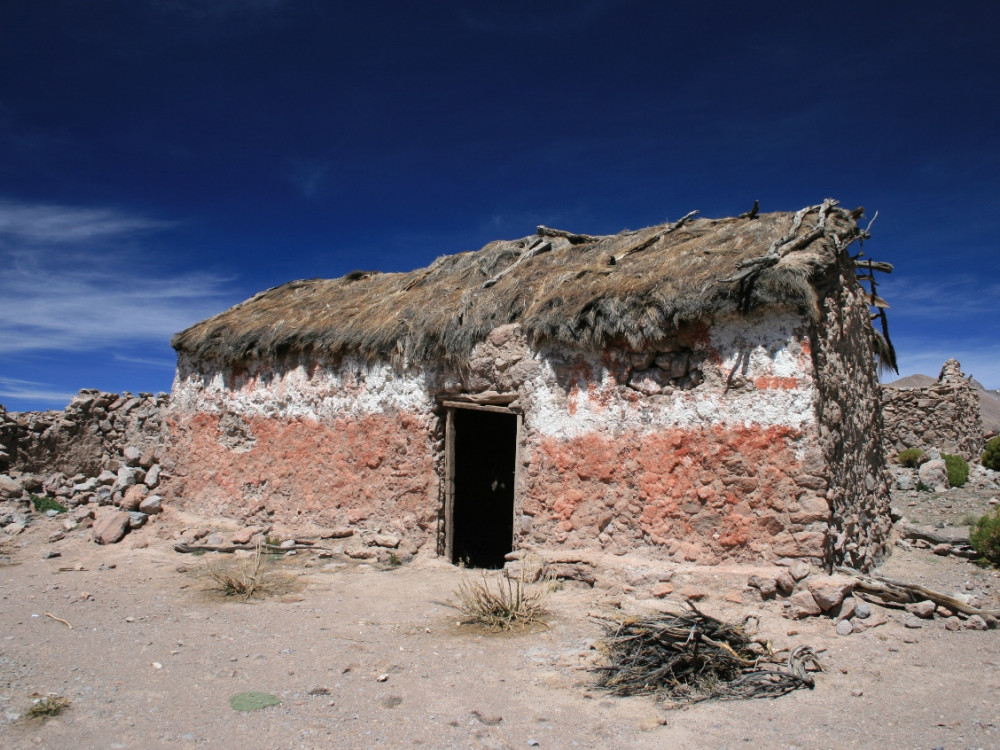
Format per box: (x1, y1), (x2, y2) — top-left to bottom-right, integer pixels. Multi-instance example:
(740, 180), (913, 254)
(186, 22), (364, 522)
(172, 201), (867, 367)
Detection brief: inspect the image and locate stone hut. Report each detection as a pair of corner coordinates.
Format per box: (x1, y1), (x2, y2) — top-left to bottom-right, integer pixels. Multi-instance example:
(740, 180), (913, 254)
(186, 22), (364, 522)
(165, 200), (892, 571)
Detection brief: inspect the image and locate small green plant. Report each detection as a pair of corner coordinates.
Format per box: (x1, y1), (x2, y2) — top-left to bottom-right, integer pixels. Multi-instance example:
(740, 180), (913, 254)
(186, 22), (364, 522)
(915, 480), (931, 492)
(897, 448), (924, 468)
(29, 494), (67, 514)
(454, 562), (551, 631)
(982, 436), (1000, 472)
(27, 695), (69, 719)
(970, 507), (1000, 567)
(942, 453), (969, 488)
(388, 553), (402, 567)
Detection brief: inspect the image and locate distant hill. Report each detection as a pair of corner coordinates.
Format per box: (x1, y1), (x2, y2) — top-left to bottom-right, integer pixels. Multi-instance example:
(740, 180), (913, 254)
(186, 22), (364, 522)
(884, 373), (1000, 433)
(886, 374), (936, 389)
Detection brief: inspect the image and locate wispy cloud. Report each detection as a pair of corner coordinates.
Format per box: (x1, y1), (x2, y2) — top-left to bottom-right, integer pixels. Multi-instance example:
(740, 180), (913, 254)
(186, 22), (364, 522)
(886, 275), (1000, 321)
(0, 201), (170, 244)
(113, 354), (178, 368)
(0, 201), (237, 355)
(0, 376), (77, 406)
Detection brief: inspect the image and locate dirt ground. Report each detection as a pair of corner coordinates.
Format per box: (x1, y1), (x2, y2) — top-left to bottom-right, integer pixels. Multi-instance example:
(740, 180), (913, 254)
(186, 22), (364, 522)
(2, 483), (999, 750)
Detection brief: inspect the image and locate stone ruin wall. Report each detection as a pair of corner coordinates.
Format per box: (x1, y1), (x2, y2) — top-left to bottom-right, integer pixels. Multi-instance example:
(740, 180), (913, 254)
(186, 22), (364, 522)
(0, 390), (171, 526)
(809, 257), (892, 571)
(880, 359), (984, 460)
(167, 309), (841, 566)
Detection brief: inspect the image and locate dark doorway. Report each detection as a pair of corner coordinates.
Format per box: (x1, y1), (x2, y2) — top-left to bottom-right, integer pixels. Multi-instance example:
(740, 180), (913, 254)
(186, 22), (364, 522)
(450, 408), (517, 568)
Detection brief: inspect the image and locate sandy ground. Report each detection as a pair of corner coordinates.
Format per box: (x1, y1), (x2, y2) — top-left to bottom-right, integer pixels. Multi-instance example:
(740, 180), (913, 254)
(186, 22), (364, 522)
(1, 494), (999, 750)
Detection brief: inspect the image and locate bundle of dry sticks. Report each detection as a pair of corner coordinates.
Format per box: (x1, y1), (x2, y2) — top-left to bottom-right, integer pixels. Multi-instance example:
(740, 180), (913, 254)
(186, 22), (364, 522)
(593, 605), (820, 705)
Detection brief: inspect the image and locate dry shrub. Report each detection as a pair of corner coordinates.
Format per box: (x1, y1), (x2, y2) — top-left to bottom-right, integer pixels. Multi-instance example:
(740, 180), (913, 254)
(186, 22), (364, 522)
(203, 544), (294, 601)
(455, 563), (551, 631)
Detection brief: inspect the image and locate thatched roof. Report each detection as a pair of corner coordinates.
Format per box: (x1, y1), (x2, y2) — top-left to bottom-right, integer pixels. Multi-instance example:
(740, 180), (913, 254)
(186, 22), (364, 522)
(172, 200), (869, 367)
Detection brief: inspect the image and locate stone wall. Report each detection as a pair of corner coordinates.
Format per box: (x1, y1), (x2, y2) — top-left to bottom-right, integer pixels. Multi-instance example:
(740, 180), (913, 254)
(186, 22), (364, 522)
(809, 254), (892, 571)
(168, 309), (847, 566)
(881, 359), (984, 460)
(1, 390), (168, 477)
(0, 390), (171, 541)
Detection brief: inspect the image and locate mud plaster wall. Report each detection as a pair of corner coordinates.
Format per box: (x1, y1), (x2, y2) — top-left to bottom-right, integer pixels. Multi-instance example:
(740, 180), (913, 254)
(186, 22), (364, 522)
(810, 258), (892, 571)
(166, 358), (442, 547)
(880, 359), (983, 460)
(509, 312), (831, 565)
(168, 308), (862, 566)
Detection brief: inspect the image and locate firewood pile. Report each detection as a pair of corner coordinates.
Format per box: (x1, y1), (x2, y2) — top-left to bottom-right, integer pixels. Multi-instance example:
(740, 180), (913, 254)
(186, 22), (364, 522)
(592, 605), (821, 705)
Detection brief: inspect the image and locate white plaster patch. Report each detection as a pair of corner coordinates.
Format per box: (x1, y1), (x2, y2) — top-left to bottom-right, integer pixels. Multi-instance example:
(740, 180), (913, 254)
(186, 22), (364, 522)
(171, 355), (435, 420)
(525, 312), (818, 440)
(711, 311), (810, 380)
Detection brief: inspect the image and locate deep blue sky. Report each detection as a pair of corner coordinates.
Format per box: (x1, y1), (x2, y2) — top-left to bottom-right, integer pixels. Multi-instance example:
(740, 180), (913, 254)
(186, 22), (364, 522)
(2, 1), (998, 411)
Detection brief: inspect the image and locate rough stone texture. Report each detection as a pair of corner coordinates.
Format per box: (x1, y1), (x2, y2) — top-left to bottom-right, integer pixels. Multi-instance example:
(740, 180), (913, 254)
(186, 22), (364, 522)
(810, 251), (892, 570)
(881, 359), (983, 460)
(0, 390), (168, 477)
(512, 313), (835, 565)
(92, 509), (131, 544)
(0, 390), (172, 528)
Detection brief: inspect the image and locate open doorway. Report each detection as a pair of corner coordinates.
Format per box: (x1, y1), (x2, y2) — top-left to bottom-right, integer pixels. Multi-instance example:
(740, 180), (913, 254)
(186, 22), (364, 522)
(447, 407), (518, 568)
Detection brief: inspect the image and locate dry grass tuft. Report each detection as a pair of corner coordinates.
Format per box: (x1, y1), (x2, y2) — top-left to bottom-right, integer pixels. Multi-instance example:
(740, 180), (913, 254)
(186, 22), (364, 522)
(455, 563), (551, 631)
(202, 544), (295, 601)
(27, 694), (70, 719)
(0, 537), (14, 566)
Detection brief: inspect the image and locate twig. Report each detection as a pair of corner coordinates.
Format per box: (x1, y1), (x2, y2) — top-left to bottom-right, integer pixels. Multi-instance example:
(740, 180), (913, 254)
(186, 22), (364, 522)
(614, 210), (699, 262)
(44, 612), (72, 629)
(481, 239), (552, 289)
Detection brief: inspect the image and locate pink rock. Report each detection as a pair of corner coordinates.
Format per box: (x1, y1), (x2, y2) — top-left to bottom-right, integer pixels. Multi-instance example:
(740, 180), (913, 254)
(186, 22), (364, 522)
(677, 586), (708, 602)
(775, 570), (796, 595)
(373, 534), (400, 549)
(747, 575), (778, 598)
(651, 583), (674, 599)
(806, 575), (855, 611)
(788, 590), (822, 618)
(319, 526), (354, 539)
(92, 510), (130, 545)
(119, 484), (148, 512)
(231, 527), (255, 545)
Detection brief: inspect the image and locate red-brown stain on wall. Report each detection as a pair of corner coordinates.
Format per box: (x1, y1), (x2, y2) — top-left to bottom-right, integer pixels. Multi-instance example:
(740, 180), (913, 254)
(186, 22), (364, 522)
(524, 423), (818, 562)
(168, 411), (438, 536)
